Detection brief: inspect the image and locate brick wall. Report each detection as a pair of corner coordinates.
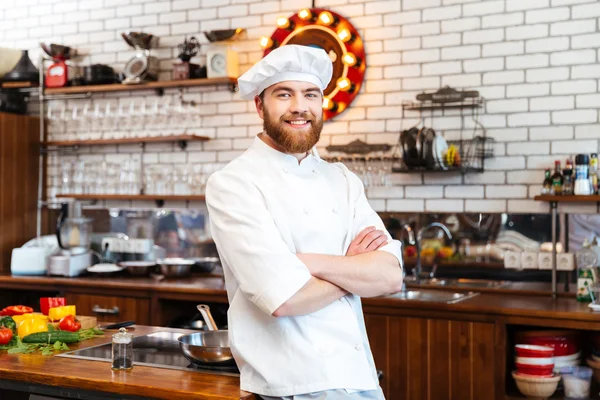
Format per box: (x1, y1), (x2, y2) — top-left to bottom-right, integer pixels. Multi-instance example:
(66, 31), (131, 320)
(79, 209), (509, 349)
(1, 0), (599, 213)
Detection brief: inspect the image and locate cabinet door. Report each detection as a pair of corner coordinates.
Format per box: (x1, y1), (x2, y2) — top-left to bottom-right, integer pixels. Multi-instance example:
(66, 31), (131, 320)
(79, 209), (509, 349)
(0, 112), (40, 274)
(63, 293), (150, 325)
(365, 314), (496, 400)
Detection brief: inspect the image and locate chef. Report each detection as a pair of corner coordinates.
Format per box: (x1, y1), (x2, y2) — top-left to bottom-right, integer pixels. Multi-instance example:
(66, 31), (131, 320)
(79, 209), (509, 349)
(206, 45), (403, 399)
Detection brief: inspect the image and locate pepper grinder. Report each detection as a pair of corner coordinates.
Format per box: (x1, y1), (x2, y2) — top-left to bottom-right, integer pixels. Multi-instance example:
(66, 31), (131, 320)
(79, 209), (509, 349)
(112, 327), (133, 370)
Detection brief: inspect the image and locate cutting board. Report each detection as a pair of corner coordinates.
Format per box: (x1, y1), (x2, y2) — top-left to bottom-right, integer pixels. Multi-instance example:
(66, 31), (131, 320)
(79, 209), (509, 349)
(49, 315), (97, 330)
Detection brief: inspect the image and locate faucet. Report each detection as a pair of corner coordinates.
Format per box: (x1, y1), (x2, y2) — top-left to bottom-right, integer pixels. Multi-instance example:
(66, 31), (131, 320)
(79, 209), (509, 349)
(414, 222), (453, 283)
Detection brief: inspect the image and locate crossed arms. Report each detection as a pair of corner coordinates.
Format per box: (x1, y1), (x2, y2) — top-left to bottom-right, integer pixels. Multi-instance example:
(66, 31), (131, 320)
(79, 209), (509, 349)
(273, 227), (403, 317)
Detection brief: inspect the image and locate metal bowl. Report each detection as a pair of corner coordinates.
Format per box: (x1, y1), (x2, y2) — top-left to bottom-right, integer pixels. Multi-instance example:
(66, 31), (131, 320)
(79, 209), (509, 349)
(204, 28), (244, 42)
(157, 258), (194, 277)
(189, 257), (220, 273)
(118, 261), (156, 277)
(178, 331), (234, 365)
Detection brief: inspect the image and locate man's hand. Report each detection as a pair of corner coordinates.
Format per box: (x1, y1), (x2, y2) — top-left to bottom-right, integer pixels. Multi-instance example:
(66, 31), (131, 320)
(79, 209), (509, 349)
(346, 226), (388, 256)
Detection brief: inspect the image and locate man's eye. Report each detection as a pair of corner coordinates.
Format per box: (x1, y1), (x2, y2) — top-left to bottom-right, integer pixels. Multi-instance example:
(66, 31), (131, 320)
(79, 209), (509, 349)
(278, 93), (290, 98)
(306, 93), (318, 98)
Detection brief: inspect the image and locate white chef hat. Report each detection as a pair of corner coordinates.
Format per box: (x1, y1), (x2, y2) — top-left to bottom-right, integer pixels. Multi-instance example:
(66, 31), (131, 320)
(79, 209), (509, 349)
(238, 45), (333, 100)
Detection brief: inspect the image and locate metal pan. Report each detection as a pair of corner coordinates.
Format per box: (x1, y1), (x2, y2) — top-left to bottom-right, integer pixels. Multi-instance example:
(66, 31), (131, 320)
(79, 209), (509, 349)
(177, 304), (234, 366)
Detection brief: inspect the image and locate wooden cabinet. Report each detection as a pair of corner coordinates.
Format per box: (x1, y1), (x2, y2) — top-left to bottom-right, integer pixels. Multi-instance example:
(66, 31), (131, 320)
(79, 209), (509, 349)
(63, 292), (151, 325)
(365, 314), (497, 400)
(0, 112), (40, 274)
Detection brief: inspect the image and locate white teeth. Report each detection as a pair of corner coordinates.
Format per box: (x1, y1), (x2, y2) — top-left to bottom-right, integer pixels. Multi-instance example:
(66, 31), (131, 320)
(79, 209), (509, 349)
(289, 120), (307, 125)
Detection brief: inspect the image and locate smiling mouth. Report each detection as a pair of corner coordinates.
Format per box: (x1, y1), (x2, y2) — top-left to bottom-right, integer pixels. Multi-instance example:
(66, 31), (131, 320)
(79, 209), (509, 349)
(285, 119), (310, 127)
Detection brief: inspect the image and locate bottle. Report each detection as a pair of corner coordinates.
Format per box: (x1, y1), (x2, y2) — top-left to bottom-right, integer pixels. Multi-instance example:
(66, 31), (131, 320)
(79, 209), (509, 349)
(542, 169), (552, 194)
(590, 153), (598, 194)
(551, 160), (563, 195)
(576, 239), (598, 302)
(111, 327), (133, 370)
(563, 158), (574, 195)
(574, 154), (592, 195)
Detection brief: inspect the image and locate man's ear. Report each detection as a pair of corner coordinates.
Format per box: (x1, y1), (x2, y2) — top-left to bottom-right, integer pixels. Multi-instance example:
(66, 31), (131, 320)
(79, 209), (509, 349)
(254, 95), (264, 120)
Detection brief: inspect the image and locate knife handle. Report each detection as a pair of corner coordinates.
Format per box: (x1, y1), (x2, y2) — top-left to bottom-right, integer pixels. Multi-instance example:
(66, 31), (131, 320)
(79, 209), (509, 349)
(103, 320), (135, 330)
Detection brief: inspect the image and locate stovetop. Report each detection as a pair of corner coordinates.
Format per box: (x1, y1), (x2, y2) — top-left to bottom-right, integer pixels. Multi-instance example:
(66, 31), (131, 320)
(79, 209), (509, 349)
(57, 331), (239, 376)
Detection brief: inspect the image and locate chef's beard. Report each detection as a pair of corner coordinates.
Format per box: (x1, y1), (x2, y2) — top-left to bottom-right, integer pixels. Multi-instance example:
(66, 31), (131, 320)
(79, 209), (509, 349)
(263, 109), (323, 154)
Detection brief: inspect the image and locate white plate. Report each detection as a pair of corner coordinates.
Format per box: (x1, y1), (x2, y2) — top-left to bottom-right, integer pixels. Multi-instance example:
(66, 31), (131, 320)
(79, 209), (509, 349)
(118, 261), (156, 268)
(433, 135), (448, 170)
(87, 263), (123, 273)
(589, 303), (600, 312)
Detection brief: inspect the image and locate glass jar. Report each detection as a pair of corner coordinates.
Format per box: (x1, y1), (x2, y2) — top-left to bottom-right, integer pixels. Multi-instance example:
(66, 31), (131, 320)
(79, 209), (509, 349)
(111, 327), (133, 370)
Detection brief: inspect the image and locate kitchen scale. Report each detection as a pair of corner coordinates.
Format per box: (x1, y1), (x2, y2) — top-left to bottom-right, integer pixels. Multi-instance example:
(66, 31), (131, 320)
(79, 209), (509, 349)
(57, 331), (239, 376)
(121, 32), (159, 84)
(41, 43), (76, 88)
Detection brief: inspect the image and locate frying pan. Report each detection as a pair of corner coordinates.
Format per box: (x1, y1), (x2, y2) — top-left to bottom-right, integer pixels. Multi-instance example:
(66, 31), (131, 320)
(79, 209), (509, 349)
(177, 304), (235, 366)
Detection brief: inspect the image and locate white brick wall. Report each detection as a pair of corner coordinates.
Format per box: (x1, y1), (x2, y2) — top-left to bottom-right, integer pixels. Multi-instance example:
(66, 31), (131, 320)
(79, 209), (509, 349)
(1, 0), (599, 213)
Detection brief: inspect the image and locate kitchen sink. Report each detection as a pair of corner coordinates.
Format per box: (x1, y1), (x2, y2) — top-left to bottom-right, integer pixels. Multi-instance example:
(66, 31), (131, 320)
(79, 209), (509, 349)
(389, 289), (479, 304)
(408, 278), (509, 289)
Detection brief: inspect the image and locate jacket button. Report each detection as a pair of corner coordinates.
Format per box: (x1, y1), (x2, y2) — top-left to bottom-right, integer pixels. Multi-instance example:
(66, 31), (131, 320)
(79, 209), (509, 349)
(332, 207), (338, 214)
(354, 344), (361, 351)
(303, 207), (309, 214)
(313, 169), (319, 174)
(283, 168), (289, 173)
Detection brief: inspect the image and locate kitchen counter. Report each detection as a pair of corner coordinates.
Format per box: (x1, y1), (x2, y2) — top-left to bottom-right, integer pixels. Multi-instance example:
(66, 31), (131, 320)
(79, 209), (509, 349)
(0, 274), (596, 328)
(2, 274), (600, 400)
(0, 325), (254, 400)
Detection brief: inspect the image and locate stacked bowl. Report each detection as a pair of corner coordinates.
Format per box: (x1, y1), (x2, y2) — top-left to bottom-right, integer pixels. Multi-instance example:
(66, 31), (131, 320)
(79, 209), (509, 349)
(515, 330), (580, 373)
(513, 345), (560, 399)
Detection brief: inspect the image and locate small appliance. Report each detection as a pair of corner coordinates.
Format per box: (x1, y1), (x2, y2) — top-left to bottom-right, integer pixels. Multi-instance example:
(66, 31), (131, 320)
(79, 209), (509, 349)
(10, 235), (60, 276)
(203, 29), (243, 79)
(51, 200), (94, 277)
(41, 43), (76, 88)
(121, 32), (159, 84)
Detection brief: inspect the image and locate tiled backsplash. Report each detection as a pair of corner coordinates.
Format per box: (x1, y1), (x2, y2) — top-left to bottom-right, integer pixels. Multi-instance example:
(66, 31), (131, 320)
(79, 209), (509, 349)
(1, 0), (599, 213)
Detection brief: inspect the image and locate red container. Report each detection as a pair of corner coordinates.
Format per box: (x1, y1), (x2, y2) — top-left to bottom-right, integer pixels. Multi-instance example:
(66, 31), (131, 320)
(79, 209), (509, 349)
(515, 330), (579, 357)
(515, 344), (554, 358)
(515, 363), (555, 377)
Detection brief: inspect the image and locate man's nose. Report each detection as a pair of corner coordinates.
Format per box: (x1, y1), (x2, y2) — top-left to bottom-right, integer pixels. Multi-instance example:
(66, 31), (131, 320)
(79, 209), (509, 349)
(289, 94), (308, 113)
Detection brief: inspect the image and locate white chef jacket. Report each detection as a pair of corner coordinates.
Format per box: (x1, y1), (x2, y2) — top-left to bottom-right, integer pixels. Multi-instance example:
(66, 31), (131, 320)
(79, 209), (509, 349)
(206, 135), (403, 397)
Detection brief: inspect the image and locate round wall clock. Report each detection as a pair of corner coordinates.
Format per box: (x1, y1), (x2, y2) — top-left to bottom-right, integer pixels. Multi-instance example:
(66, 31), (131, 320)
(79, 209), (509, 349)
(260, 8), (367, 121)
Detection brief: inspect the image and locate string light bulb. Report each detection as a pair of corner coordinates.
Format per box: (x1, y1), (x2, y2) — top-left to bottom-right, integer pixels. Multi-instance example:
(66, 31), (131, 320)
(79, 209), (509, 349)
(259, 36), (274, 49)
(276, 17), (292, 29)
(336, 77), (355, 93)
(337, 28), (354, 43)
(322, 97), (337, 111)
(318, 11), (336, 26)
(342, 52), (359, 67)
(298, 9), (312, 21)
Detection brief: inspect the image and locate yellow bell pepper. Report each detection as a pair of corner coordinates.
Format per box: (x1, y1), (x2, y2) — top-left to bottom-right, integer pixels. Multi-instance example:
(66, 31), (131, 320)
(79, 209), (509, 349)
(17, 316), (48, 339)
(13, 313), (48, 325)
(48, 306), (76, 322)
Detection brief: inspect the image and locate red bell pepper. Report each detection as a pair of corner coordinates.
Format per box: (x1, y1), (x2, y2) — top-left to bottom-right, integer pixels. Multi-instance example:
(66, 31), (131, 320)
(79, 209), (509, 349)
(58, 315), (81, 332)
(39, 298), (66, 316)
(0, 327), (13, 345)
(0, 305), (34, 316)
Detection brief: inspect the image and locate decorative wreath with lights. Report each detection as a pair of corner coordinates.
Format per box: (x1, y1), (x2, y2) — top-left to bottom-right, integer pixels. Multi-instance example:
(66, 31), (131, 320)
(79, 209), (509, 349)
(260, 8), (367, 121)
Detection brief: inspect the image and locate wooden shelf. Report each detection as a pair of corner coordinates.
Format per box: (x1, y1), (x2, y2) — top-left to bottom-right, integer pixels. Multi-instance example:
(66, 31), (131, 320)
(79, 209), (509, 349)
(534, 194), (600, 203)
(43, 77), (237, 95)
(45, 134), (210, 147)
(56, 194), (205, 202)
(1, 81), (38, 89)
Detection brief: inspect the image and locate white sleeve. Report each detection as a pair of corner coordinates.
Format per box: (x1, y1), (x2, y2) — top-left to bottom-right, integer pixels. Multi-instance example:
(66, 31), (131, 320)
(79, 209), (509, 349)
(341, 164), (403, 270)
(206, 169), (312, 315)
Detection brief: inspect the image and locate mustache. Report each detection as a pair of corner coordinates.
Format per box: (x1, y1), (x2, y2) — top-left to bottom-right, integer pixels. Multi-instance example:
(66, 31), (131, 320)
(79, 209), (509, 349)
(280, 112), (314, 122)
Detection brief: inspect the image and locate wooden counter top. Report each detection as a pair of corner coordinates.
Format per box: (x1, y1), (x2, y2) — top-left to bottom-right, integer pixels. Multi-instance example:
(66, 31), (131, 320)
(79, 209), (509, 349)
(0, 273), (227, 295)
(0, 274), (597, 327)
(0, 325), (254, 400)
